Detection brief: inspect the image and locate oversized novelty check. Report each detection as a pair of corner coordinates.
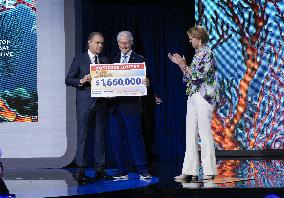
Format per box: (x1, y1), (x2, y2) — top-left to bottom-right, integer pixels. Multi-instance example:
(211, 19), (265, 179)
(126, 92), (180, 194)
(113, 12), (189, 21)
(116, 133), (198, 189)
(90, 63), (147, 97)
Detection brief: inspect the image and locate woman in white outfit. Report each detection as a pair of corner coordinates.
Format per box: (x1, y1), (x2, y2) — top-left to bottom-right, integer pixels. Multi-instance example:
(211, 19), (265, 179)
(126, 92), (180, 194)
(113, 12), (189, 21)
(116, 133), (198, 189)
(168, 26), (219, 181)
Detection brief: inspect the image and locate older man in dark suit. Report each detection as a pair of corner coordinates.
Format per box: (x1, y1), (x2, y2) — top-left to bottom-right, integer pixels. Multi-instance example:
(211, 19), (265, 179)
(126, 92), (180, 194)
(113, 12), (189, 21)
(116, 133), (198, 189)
(65, 32), (111, 181)
(109, 31), (152, 180)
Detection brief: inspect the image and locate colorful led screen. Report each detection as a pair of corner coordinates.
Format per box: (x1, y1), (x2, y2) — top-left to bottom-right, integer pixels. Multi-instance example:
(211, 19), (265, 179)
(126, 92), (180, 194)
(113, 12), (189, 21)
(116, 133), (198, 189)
(195, 0), (284, 150)
(0, 0), (37, 122)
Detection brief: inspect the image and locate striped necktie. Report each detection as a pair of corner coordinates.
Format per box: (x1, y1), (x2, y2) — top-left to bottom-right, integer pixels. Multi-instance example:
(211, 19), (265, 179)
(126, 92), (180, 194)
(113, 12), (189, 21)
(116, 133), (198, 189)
(122, 54), (127, 63)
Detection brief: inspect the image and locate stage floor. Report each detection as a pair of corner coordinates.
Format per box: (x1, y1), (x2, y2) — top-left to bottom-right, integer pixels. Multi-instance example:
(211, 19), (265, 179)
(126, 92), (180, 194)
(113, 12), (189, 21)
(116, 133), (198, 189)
(1, 159), (284, 198)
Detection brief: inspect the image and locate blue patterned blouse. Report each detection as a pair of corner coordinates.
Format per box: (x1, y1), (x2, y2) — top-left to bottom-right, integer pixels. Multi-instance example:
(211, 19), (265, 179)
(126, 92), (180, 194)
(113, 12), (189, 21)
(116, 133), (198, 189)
(183, 45), (219, 106)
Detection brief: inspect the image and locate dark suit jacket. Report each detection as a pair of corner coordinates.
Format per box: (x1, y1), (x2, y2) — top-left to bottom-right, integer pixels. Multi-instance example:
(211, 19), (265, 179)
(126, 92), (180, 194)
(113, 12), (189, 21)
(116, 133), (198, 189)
(65, 52), (109, 110)
(111, 51), (146, 115)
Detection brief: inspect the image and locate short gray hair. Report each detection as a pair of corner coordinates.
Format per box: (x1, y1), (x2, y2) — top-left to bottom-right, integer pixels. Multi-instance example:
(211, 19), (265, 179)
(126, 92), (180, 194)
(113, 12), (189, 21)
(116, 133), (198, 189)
(117, 31), (133, 45)
(88, 32), (103, 43)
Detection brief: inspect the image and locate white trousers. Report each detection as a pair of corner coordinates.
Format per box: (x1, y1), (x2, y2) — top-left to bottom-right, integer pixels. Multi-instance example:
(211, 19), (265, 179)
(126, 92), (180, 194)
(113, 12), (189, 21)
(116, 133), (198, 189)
(182, 92), (217, 176)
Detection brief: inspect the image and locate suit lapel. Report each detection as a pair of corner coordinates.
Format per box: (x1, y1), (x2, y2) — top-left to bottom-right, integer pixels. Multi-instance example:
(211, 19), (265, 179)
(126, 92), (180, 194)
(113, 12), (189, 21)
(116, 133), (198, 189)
(81, 52), (91, 74)
(83, 52), (91, 64)
(128, 52), (136, 63)
(98, 54), (106, 64)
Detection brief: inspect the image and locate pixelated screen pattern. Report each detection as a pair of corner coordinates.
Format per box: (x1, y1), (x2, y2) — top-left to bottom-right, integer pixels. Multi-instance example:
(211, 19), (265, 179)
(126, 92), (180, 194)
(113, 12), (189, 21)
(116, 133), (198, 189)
(195, 0), (284, 150)
(217, 160), (284, 187)
(0, 0), (37, 122)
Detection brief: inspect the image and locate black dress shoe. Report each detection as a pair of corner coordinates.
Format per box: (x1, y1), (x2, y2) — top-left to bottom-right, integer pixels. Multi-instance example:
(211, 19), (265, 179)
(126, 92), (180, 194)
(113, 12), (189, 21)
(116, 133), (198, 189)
(95, 170), (113, 180)
(74, 168), (88, 182)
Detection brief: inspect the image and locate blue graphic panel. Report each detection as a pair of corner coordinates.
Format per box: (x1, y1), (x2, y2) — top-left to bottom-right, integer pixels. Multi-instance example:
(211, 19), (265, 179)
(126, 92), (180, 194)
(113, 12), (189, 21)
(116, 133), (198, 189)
(195, 0), (284, 150)
(0, 0), (37, 122)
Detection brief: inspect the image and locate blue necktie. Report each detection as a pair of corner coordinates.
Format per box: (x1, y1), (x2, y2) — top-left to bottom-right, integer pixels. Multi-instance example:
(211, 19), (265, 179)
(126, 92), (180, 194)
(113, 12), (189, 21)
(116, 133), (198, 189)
(122, 54), (127, 63)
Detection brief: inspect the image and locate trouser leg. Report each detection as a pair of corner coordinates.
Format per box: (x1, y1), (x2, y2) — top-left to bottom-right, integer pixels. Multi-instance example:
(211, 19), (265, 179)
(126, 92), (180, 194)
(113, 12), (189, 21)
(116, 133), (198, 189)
(75, 110), (91, 168)
(109, 110), (128, 173)
(196, 93), (217, 175)
(93, 103), (108, 171)
(122, 114), (148, 173)
(182, 96), (199, 175)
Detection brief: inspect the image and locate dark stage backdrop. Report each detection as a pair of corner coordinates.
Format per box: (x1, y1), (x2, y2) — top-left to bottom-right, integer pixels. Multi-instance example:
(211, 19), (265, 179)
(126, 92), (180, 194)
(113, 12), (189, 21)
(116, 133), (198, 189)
(75, 0), (194, 161)
(75, 0), (284, 161)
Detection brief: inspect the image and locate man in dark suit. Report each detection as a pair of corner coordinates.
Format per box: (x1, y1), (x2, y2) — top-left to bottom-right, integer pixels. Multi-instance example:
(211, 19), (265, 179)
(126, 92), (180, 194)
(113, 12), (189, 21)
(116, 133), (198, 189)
(65, 32), (111, 181)
(109, 31), (152, 180)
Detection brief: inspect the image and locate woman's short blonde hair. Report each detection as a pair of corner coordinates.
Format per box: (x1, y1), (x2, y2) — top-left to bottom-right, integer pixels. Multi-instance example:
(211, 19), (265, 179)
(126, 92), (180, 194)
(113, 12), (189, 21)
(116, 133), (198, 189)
(187, 26), (209, 44)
